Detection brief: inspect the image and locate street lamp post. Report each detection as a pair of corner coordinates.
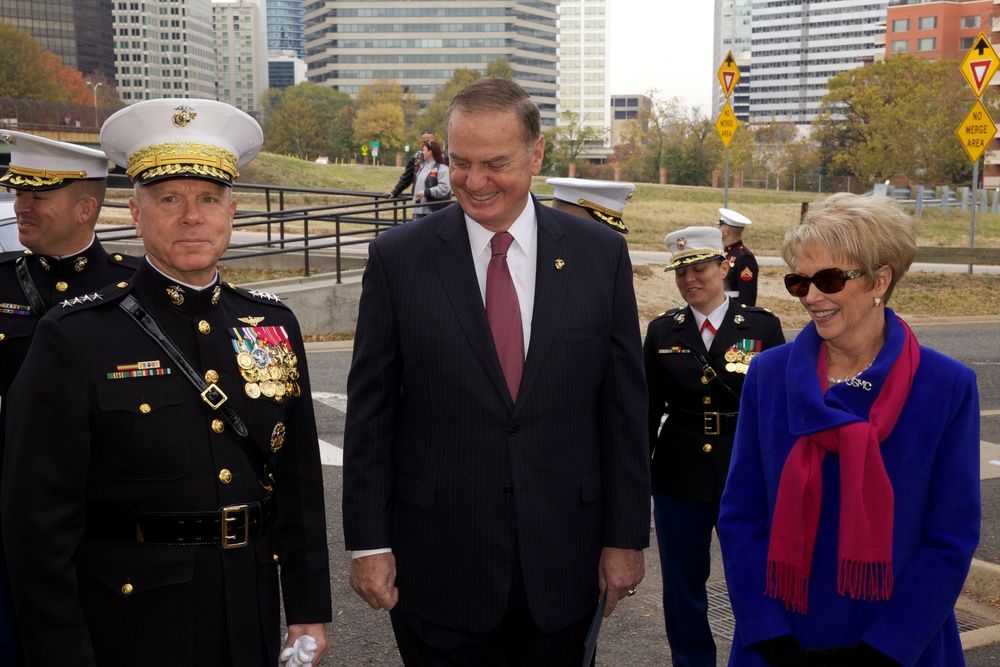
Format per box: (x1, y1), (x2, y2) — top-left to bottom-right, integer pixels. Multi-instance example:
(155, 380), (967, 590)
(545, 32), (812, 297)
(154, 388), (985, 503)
(86, 81), (103, 128)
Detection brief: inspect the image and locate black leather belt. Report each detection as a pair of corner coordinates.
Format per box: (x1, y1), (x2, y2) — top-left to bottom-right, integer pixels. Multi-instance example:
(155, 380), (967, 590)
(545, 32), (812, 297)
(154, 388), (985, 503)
(667, 407), (739, 436)
(87, 494), (276, 549)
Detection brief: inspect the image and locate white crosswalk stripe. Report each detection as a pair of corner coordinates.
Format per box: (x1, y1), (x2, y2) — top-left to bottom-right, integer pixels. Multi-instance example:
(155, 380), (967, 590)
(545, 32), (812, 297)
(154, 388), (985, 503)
(313, 392), (346, 466)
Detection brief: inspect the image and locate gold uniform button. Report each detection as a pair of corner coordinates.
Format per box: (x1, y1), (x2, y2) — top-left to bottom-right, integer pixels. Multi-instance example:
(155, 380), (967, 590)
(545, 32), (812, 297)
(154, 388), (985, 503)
(702, 444), (712, 453)
(114, 254), (123, 261)
(273, 553), (280, 563)
(219, 469), (233, 484)
(0, 334), (5, 341)
(55, 281), (68, 292)
(117, 282), (129, 289)
(211, 419), (225, 433)
(139, 403), (151, 414)
(121, 583), (134, 596)
(198, 320), (211, 334)
(204, 369), (219, 383)
(703, 396), (711, 405)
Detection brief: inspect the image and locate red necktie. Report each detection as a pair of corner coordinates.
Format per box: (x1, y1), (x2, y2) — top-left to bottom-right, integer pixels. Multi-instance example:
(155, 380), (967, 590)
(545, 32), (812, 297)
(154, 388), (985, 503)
(486, 232), (524, 402)
(700, 320), (717, 335)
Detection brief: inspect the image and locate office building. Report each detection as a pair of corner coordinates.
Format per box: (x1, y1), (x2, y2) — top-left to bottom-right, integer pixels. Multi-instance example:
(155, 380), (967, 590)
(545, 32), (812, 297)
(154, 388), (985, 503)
(885, 0), (992, 61)
(302, 0), (559, 125)
(713, 0), (752, 122)
(609, 93), (651, 147)
(749, 1), (887, 125)
(213, 0), (269, 113)
(0, 0), (116, 77)
(113, 0), (217, 101)
(269, 51), (309, 90)
(557, 0), (609, 149)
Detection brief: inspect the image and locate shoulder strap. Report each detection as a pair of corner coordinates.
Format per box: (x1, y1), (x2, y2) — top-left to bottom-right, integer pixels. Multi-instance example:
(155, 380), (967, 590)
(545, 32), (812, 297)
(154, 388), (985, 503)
(119, 294), (275, 491)
(15, 257), (46, 316)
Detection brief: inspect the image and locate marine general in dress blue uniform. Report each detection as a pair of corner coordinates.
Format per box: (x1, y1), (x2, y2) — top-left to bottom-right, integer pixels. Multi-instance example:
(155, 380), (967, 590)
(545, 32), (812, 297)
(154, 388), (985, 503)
(0, 131), (140, 666)
(1, 100), (331, 667)
(644, 226), (784, 667)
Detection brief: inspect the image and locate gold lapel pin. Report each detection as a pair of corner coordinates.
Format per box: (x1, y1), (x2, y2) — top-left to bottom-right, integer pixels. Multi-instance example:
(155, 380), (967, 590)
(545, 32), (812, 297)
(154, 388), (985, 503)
(554, 259), (565, 270)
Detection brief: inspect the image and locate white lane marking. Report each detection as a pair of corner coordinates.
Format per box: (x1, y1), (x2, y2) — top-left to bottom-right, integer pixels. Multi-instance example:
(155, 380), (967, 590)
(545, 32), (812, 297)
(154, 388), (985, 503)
(313, 391), (348, 412)
(319, 439), (343, 467)
(313, 392), (346, 466)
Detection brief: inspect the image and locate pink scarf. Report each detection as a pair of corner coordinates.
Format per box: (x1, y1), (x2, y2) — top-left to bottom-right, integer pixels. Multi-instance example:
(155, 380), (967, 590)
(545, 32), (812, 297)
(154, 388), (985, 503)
(765, 319), (920, 614)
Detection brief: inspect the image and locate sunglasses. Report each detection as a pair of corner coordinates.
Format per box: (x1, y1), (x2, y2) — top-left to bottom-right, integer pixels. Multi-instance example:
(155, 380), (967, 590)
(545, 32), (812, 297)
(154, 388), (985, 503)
(783, 268), (865, 297)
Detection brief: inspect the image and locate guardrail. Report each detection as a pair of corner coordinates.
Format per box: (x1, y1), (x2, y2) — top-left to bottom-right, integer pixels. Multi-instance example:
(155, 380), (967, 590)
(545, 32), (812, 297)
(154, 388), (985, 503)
(874, 183), (1000, 215)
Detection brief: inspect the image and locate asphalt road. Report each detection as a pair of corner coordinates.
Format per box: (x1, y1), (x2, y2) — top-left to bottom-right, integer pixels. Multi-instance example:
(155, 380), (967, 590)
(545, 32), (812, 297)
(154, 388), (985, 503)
(305, 318), (1000, 665)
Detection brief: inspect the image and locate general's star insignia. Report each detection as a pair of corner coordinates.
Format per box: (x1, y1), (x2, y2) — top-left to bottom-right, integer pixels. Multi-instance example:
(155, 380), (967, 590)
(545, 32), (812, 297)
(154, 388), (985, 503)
(60, 292), (103, 308)
(238, 316), (265, 326)
(248, 289), (282, 302)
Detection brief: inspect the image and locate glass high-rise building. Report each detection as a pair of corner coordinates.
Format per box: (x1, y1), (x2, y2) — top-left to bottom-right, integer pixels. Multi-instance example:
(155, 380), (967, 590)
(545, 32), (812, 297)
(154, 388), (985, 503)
(268, 0), (306, 58)
(303, 0), (559, 125)
(0, 0), (116, 77)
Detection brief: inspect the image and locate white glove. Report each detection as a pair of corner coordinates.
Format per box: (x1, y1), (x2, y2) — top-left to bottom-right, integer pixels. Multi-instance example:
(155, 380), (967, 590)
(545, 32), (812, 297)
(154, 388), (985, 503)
(279, 634), (319, 667)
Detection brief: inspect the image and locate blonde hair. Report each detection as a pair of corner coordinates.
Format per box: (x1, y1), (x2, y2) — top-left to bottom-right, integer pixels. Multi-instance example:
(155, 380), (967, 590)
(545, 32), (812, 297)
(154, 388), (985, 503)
(781, 192), (917, 303)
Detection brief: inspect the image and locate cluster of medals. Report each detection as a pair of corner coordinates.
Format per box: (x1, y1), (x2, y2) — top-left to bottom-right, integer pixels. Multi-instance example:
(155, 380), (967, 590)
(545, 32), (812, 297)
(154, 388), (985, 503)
(724, 339), (762, 375)
(231, 326), (301, 401)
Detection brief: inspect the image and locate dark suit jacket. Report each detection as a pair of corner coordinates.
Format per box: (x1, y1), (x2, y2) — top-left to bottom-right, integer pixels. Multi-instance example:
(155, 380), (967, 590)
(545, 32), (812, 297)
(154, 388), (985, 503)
(343, 196), (650, 634)
(644, 299), (784, 503)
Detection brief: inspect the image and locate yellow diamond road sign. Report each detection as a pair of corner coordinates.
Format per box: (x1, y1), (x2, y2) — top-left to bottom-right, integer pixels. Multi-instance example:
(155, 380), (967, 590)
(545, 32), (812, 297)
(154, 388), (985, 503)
(961, 33), (999, 97)
(956, 99), (996, 163)
(718, 51), (740, 98)
(716, 101), (738, 148)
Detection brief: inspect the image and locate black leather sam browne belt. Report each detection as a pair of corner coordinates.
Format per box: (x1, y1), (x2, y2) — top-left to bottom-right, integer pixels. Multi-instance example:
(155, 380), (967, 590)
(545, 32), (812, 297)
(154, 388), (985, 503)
(88, 494), (276, 548)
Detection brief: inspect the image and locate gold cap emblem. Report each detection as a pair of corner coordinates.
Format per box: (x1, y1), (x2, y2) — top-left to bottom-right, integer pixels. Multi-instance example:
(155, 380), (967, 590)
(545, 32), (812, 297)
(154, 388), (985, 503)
(172, 105), (197, 127)
(676, 238), (687, 250)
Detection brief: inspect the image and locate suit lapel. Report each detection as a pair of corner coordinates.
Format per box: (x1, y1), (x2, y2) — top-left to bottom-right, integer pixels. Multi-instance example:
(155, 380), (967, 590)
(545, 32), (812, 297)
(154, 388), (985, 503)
(515, 203), (568, 415)
(432, 210), (511, 402)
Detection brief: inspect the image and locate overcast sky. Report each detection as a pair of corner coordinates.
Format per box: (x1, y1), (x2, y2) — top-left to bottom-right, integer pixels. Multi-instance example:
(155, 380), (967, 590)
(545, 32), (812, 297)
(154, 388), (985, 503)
(607, 1), (716, 115)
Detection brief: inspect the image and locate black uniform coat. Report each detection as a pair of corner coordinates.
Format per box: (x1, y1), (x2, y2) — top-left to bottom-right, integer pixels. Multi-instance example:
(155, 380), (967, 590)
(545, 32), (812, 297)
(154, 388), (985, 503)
(343, 197), (651, 635)
(0, 241), (139, 454)
(2, 261), (331, 667)
(644, 299), (784, 503)
(724, 240), (758, 306)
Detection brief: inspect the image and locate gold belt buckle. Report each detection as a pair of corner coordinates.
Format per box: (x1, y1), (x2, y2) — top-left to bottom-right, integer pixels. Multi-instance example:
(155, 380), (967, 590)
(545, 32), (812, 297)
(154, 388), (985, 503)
(201, 383), (228, 410)
(703, 412), (721, 436)
(221, 504), (249, 549)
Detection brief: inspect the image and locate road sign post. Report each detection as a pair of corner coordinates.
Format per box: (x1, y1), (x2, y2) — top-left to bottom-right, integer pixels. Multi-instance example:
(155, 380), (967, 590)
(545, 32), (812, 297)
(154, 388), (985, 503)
(716, 52), (740, 207)
(957, 33), (999, 273)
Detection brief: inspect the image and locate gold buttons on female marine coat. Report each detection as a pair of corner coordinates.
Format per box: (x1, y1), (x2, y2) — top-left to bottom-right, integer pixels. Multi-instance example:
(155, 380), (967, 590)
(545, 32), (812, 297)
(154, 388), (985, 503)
(139, 403), (151, 414)
(198, 320), (211, 334)
(702, 444), (713, 453)
(121, 583), (134, 595)
(211, 419), (225, 434)
(204, 369), (219, 383)
(219, 469), (233, 484)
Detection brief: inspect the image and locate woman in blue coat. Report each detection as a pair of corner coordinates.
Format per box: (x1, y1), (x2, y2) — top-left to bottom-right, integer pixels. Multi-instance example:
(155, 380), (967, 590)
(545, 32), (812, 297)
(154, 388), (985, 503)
(718, 192), (980, 666)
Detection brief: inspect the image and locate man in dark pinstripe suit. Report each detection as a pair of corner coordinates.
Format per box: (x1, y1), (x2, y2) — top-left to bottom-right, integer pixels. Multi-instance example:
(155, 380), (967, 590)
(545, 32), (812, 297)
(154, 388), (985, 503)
(343, 77), (651, 666)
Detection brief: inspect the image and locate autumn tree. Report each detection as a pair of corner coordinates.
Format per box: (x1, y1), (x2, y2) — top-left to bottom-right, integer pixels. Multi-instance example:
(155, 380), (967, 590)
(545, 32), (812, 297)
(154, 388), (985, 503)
(353, 103), (407, 159)
(813, 54), (972, 186)
(486, 58), (513, 79)
(260, 82), (357, 159)
(357, 79), (421, 133)
(544, 110), (607, 176)
(0, 23), (60, 100)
